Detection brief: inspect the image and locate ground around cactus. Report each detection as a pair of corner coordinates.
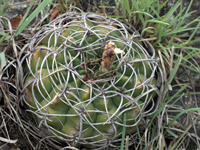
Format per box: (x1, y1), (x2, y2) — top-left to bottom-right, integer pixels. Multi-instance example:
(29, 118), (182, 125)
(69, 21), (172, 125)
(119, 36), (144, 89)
(165, 0), (200, 149)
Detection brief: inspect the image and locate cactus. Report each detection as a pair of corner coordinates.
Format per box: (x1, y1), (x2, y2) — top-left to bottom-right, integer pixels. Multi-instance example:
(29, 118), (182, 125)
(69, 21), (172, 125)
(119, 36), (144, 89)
(23, 13), (163, 149)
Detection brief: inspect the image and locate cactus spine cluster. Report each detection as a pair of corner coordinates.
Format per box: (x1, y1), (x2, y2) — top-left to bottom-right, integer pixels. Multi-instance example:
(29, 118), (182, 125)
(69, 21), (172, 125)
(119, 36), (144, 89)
(24, 13), (162, 149)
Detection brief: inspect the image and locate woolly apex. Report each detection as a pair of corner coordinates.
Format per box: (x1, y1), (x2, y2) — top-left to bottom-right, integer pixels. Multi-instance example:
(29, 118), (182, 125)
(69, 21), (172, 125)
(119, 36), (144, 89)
(101, 41), (124, 72)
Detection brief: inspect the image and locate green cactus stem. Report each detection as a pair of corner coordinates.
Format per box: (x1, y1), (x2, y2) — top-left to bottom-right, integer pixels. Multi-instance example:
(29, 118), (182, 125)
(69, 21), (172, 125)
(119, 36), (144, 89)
(23, 13), (163, 149)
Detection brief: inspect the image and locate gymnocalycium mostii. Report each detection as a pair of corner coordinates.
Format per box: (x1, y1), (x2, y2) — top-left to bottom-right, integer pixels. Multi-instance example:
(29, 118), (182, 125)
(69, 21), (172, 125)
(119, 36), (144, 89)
(23, 13), (163, 149)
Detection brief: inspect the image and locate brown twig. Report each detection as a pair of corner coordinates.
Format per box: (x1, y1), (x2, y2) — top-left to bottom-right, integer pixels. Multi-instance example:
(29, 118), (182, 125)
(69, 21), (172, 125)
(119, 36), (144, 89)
(101, 1), (108, 16)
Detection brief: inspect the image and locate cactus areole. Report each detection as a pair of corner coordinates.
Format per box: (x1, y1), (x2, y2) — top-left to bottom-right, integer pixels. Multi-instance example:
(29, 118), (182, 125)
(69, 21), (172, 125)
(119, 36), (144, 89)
(24, 13), (163, 149)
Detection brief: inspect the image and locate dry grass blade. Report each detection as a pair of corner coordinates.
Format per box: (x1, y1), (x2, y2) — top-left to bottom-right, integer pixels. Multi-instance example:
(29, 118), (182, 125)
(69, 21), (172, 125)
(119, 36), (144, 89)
(0, 136), (18, 144)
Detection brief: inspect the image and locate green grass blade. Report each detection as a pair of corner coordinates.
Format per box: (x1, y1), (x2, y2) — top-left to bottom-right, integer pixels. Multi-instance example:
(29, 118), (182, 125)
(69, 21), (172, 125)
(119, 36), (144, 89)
(15, 0), (35, 34)
(15, 0), (51, 35)
(158, 43), (170, 57)
(166, 8), (185, 28)
(67, 6), (83, 13)
(130, 11), (154, 18)
(122, 0), (130, 13)
(149, 4), (161, 19)
(184, 37), (200, 45)
(136, 125), (142, 149)
(2, 3), (10, 15)
(166, 108), (200, 130)
(0, 0), (10, 15)
(166, 129), (178, 138)
(99, 6), (117, 9)
(168, 92), (200, 100)
(158, 0), (168, 13)
(174, 135), (187, 150)
(0, 0), (2, 14)
(149, 84), (188, 131)
(0, 31), (10, 41)
(115, 0), (120, 8)
(147, 19), (169, 25)
(183, 0), (193, 21)
(186, 20), (200, 44)
(181, 63), (200, 73)
(181, 12), (199, 28)
(173, 52), (200, 73)
(165, 27), (197, 36)
(120, 113), (126, 150)
(131, 0), (144, 25)
(0, 52), (6, 70)
(184, 48), (200, 60)
(149, 132), (162, 145)
(163, 2), (180, 20)
(168, 54), (182, 89)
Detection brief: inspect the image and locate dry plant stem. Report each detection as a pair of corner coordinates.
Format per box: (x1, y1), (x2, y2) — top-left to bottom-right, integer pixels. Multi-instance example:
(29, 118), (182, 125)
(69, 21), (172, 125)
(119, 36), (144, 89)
(158, 50), (167, 102)
(172, 120), (197, 149)
(30, 7), (51, 30)
(0, 86), (35, 149)
(1, 108), (38, 149)
(60, 146), (79, 150)
(93, 1), (101, 13)
(159, 107), (166, 149)
(101, 1), (108, 16)
(0, 85), (14, 118)
(169, 46), (174, 73)
(139, 37), (157, 42)
(0, 109), (10, 140)
(169, 75), (200, 147)
(8, 0), (32, 6)
(172, 82), (191, 89)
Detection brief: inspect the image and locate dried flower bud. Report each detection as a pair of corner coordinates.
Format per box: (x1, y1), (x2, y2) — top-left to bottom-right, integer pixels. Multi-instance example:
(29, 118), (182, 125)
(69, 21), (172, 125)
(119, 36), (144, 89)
(101, 41), (124, 72)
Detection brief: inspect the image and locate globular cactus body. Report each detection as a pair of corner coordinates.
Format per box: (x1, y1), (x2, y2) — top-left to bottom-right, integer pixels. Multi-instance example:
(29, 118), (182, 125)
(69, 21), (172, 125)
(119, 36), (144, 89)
(24, 13), (163, 149)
